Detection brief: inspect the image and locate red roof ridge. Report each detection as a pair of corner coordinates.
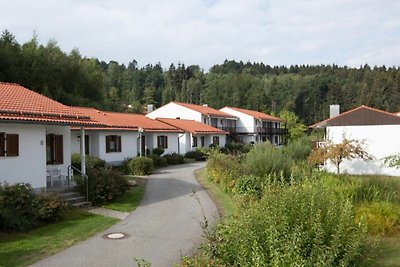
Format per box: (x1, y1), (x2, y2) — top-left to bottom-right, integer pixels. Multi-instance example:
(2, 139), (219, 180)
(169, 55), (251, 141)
(170, 101), (237, 118)
(222, 106), (284, 122)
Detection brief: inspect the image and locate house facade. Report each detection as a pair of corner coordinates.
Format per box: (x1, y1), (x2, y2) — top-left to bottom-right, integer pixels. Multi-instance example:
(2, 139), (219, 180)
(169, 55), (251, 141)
(156, 118), (227, 154)
(146, 101), (238, 133)
(220, 106), (287, 145)
(0, 83), (99, 190)
(310, 105), (400, 176)
(71, 107), (182, 164)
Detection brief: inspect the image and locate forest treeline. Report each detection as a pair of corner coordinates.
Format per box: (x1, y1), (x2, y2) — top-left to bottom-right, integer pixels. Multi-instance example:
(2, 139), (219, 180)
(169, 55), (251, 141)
(1, 30), (400, 125)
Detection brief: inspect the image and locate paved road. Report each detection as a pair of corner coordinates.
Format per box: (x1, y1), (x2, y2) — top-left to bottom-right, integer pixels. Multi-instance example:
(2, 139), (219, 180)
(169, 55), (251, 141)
(31, 162), (218, 267)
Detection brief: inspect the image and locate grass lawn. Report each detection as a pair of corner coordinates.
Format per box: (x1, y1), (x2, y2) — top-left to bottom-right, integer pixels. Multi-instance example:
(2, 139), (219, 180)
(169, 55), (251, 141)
(102, 177), (146, 212)
(0, 209), (118, 267)
(194, 168), (234, 218)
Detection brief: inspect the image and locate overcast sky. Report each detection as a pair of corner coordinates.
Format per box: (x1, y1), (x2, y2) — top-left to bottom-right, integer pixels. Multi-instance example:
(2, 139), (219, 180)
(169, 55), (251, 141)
(1, 0), (399, 70)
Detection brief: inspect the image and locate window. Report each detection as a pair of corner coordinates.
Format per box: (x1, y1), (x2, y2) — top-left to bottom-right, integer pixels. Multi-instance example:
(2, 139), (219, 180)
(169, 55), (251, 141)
(46, 134), (63, 165)
(106, 135), (122, 153)
(274, 135), (279, 145)
(211, 118), (218, 127)
(192, 136), (198, 147)
(212, 136), (220, 146)
(203, 118), (207, 124)
(200, 136), (205, 147)
(157, 135), (168, 149)
(0, 132), (19, 157)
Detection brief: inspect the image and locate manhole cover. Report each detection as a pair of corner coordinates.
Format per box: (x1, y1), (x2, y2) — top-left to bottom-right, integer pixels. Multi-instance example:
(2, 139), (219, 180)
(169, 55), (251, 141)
(103, 232), (129, 240)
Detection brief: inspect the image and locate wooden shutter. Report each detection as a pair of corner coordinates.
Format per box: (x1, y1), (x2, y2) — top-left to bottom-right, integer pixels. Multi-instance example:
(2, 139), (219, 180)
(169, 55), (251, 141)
(54, 135), (63, 164)
(117, 136), (122, 152)
(6, 134), (19, 157)
(157, 136), (161, 148)
(0, 133), (5, 156)
(164, 136), (168, 149)
(106, 136), (111, 153)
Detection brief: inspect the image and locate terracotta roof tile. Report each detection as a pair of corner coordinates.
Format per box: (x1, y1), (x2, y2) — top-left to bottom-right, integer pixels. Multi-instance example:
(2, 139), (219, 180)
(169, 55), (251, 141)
(156, 118), (227, 135)
(172, 101), (236, 118)
(0, 82), (100, 125)
(72, 107), (182, 132)
(222, 106), (284, 122)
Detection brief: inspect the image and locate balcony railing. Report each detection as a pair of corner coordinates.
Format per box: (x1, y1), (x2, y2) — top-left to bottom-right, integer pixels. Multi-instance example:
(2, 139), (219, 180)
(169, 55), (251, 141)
(217, 126), (288, 135)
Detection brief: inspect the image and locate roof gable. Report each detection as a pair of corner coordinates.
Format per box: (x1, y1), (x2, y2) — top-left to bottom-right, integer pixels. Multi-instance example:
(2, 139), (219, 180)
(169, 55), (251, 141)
(222, 106), (284, 122)
(310, 105), (400, 128)
(172, 101), (236, 118)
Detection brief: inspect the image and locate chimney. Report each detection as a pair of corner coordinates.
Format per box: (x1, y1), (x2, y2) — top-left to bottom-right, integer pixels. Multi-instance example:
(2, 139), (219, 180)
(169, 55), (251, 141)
(330, 104), (340, 118)
(202, 104), (208, 107)
(147, 104), (154, 113)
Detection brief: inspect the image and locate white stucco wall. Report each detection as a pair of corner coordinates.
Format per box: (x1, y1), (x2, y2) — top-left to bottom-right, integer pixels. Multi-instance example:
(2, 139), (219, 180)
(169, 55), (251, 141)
(46, 125), (71, 178)
(220, 107), (255, 132)
(0, 123), (46, 189)
(325, 125), (400, 176)
(151, 132), (180, 154)
(146, 102), (203, 122)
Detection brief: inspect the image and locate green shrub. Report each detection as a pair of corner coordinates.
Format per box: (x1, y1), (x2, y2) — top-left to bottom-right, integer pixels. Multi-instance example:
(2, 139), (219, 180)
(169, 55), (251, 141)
(348, 176), (400, 204)
(148, 154), (168, 167)
(356, 202), (400, 237)
(118, 157), (133, 175)
(0, 183), (66, 231)
(282, 137), (312, 162)
(225, 142), (252, 154)
(235, 175), (263, 198)
(152, 147), (165, 156)
(71, 153), (106, 170)
(202, 181), (366, 266)
(128, 157), (154, 175)
(163, 153), (185, 165)
(77, 167), (129, 204)
(185, 150), (206, 161)
(244, 142), (293, 179)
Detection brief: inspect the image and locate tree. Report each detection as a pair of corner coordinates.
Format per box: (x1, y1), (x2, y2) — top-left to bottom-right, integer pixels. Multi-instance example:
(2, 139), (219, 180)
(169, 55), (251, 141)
(383, 153), (400, 169)
(278, 109), (307, 142)
(308, 137), (372, 175)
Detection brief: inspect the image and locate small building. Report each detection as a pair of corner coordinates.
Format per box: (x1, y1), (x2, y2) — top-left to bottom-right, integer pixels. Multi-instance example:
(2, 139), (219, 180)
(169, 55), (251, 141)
(156, 118), (227, 154)
(310, 105), (400, 176)
(219, 106), (287, 145)
(0, 83), (99, 190)
(71, 107), (182, 164)
(146, 101), (238, 132)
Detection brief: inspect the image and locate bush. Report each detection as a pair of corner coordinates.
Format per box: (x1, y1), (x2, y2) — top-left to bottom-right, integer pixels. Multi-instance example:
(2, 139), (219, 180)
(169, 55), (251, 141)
(282, 137), (312, 163)
(71, 153), (106, 171)
(77, 167), (129, 204)
(356, 202), (400, 237)
(148, 154), (168, 168)
(235, 175), (263, 198)
(201, 181), (366, 266)
(225, 142), (252, 154)
(163, 153), (185, 165)
(152, 147), (165, 156)
(0, 183), (66, 231)
(245, 142), (293, 179)
(185, 150), (206, 161)
(128, 157), (154, 175)
(118, 157), (133, 175)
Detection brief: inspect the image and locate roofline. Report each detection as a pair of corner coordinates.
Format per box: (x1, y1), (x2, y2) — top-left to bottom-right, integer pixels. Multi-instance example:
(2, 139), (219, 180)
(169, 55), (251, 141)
(155, 118), (227, 135)
(221, 106), (285, 122)
(171, 101), (237, 118)
(309, 105), (400, 128)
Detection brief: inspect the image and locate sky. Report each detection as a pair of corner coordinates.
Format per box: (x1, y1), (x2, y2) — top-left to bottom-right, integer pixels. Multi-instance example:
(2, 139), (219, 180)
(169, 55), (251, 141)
(1, 0), (400, 70)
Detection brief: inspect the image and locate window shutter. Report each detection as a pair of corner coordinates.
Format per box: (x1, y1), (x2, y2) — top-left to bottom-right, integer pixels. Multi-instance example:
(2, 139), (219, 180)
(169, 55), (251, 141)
(54, 135), (63, 164)
(0, 133), (5, 156)
(117, 136), (122, 152)
(164, 136), (168, 149)
(6, 134), (19, 157)
(157, 136), (161, 148)
(106, 136), (111, 153)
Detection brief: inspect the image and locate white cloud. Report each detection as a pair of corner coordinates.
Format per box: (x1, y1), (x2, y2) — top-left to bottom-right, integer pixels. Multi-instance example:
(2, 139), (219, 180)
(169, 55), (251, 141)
(0, 0), (399, 69)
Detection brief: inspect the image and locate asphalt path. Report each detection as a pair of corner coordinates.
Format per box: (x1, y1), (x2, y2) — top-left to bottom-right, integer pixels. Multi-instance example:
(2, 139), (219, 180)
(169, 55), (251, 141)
(31, 162), (218, 267)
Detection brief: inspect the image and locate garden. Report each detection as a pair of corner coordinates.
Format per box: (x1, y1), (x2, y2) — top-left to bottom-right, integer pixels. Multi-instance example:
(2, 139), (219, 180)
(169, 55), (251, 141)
(185, 139), (400, 267)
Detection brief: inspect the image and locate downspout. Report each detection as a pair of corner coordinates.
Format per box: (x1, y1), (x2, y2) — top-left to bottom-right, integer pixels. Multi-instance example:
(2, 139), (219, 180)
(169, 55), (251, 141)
(80, 126), (86, 175)
(178, 133), (184, 154)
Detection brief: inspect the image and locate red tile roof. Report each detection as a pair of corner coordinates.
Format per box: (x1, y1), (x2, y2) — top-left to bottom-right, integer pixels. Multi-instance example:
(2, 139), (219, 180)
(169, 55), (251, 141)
(222, 106), (284, 122)
(394, 112), (400, 117)
(172, 101), (236, 118)
(156, 118), (227, 135)
(310, 105), (400, 128)
(71, 107), (182, 132)
(0, 82), (100, 125)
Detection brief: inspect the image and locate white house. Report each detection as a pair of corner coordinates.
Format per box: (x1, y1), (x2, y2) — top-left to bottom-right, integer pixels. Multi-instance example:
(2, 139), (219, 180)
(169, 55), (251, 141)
(156, 118), (227, 154)
(146, 101), (237, 132)
(71, 107), (182, 164)
(220, 106), (286, 145)
(310, 105), (400, 176)
(0, 83), (100, 190)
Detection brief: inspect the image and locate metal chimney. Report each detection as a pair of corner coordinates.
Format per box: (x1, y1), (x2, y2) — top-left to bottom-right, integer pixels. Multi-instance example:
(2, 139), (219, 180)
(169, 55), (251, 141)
(330, 105), (340, 118)
(147, 104), (154, 113)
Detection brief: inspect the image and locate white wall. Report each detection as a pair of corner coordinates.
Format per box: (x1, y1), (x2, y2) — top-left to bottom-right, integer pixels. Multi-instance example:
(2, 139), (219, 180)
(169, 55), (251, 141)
(325, 125), (400, 176)
(0, 123), (46, 189)
(95, 131), (138, 165)
(146, 102), (203, 122)
(151, 132), (180, 154)
(220, 107), (255, 132)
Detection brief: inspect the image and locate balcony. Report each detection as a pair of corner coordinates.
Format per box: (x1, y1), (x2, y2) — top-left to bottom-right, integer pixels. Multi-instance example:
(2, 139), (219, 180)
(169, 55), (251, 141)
(221, 127), (288, 135)
(216, 126), (237, 133)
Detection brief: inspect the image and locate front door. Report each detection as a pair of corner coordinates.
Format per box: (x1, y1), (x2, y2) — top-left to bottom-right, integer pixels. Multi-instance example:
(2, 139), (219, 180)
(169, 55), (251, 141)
(141, 135), (146, 156)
